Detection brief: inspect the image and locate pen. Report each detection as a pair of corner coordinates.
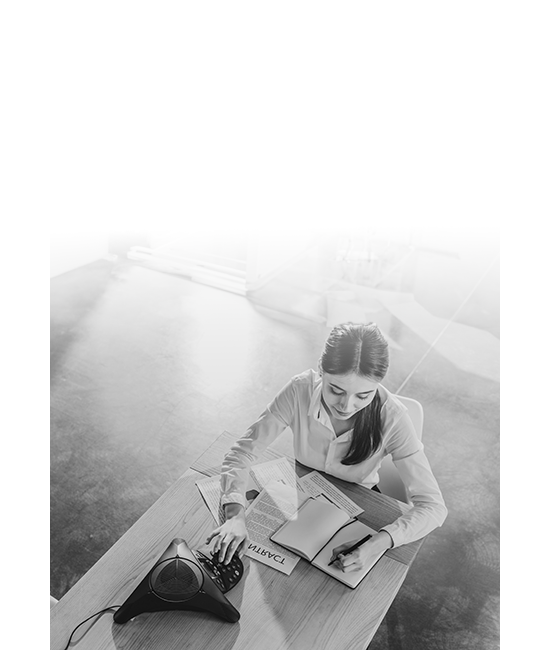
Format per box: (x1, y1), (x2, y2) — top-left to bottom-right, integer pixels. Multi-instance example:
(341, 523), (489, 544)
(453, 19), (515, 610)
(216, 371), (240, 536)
(328, 534), (372, 566)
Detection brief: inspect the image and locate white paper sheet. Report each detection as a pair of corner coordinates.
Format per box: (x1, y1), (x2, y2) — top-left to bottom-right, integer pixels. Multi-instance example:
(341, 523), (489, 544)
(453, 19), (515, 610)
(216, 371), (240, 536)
(195, 475), (226, 525)
(250, 457), (306, 493)
(195, 457), (303, 525)
(298, 471), (364, 518)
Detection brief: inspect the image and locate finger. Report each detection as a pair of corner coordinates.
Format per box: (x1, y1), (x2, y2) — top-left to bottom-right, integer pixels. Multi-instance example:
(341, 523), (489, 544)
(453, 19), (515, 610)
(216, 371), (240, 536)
(205, 532), (218, 545)
(342, 562), (361, 573)
(217, 539), (228, 562)
(330, 544), (347, 561)
(205, 527), (221, 545)
(213, 535), (226, 556)
(341, 552), (358, 567)
(223, 543), (235, 564)
(218, 535), (236, 563)
(224, 538), (243, 564)
(220, 541), (231, 563)
(332, 544), (348, 556)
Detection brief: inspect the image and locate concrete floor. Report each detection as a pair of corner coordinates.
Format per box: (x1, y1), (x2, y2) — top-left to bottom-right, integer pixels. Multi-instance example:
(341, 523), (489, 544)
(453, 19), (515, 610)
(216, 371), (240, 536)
(50, 232), (499, 649)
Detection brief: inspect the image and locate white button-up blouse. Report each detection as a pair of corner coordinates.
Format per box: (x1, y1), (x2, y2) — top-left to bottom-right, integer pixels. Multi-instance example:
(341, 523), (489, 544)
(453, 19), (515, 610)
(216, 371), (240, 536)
(220, 369), (447, 548)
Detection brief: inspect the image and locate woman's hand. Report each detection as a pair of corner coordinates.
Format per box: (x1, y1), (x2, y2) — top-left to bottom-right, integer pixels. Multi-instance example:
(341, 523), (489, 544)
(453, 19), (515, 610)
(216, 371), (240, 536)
(329, 531), (392, 573)
(205, 503), (249, 564)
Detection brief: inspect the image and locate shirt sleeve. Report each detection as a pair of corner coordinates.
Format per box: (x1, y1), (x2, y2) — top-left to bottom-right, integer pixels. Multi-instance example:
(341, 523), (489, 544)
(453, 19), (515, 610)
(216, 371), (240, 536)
(219, 378), (296, 507)
(379, 411), (448, 547)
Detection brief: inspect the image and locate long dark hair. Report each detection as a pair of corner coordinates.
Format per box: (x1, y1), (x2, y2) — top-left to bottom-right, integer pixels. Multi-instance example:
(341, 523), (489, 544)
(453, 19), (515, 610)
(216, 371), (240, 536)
(320, 322), (389, 464)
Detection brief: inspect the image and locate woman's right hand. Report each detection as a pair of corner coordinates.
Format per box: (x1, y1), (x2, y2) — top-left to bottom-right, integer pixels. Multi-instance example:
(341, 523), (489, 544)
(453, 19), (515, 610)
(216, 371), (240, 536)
(205, 504), (249, 564)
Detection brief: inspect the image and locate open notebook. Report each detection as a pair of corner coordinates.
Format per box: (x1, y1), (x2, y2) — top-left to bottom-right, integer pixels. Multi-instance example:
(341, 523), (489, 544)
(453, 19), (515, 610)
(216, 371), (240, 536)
(271, 497), (385, 588)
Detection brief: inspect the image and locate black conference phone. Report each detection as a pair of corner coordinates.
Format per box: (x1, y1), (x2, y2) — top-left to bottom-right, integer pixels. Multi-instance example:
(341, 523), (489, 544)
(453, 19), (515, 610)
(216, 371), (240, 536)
(193, 549), (243, 593)
(113, 538), (244, 624)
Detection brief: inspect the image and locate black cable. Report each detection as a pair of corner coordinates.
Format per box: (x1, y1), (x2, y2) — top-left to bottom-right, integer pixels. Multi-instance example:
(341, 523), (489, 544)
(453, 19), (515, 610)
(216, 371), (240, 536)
(61, 605), (122, 650)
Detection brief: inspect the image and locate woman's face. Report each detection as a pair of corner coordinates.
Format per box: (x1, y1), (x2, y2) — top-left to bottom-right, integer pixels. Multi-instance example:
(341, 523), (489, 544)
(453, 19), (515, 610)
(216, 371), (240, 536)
(321, 371), (379, 421)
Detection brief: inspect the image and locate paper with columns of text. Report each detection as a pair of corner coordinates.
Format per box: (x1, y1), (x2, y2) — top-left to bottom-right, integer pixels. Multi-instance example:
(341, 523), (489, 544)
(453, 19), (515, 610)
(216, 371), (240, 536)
(298, 471), (364, 518)
(244, 480), (309, 574)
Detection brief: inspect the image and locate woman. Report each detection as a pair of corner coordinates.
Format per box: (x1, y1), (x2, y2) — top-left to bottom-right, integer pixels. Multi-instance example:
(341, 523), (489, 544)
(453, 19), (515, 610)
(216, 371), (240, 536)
(206, 322), (447, 573)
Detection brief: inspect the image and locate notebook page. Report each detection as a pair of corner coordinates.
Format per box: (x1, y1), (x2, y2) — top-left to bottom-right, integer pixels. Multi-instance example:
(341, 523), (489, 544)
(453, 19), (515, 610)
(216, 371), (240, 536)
(311, 520), (383, 588)
(272, 498), (351, 561)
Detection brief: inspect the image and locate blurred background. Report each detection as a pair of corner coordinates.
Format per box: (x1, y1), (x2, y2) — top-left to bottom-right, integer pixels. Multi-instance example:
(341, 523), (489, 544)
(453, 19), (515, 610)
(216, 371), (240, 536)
(51, 225), (499, 649)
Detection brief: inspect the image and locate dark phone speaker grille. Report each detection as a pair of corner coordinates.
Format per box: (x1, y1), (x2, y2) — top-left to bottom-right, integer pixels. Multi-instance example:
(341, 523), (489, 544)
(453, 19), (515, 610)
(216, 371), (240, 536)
(151, 559), (202, 601)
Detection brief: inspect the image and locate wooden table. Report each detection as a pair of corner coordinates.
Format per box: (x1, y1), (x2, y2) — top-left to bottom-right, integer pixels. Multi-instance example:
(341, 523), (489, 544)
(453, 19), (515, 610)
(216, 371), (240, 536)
(51, 432), (424, 650)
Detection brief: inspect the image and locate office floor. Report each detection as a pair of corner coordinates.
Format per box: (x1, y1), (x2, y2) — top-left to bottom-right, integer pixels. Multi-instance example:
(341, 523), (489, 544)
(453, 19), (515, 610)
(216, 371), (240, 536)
(50, 231), (499, 649)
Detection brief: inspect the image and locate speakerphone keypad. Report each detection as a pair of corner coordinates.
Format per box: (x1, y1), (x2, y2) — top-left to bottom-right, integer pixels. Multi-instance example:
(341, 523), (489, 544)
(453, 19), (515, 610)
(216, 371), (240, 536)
(193, 550), (244, 593)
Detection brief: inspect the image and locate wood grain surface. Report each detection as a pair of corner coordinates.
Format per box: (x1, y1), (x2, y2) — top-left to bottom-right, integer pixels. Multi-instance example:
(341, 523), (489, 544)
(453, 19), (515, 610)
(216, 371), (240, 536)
(51, 447), (420, 649)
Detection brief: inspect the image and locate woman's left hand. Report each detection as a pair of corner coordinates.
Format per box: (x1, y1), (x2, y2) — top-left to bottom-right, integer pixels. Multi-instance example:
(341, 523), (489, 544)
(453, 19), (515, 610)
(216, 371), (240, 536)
(330, 531), (393, 573)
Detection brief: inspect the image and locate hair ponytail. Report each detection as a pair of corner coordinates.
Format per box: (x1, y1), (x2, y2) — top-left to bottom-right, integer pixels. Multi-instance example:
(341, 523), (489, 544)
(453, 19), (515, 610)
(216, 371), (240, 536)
(341, 392), (383, 464)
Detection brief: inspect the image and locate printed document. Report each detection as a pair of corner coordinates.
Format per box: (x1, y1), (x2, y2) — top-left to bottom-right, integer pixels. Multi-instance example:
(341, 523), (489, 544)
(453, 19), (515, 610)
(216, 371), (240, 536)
(299, 471), (364, 518)
(195, 459), (364, 576)
(195, 457), (305, 525)
(244, 480), (309, 574)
